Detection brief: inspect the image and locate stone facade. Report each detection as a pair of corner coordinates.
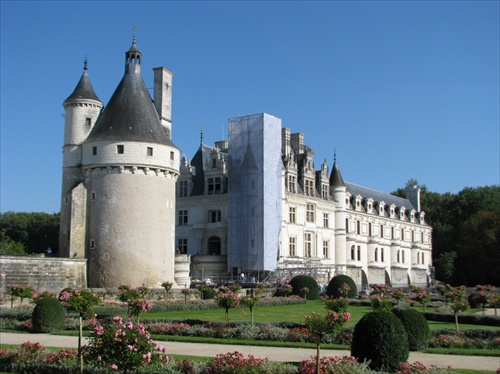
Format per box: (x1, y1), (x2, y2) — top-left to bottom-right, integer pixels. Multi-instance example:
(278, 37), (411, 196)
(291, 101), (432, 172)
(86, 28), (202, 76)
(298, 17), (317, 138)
(176, 116), (432, 290)
(0, 256), (87, 294)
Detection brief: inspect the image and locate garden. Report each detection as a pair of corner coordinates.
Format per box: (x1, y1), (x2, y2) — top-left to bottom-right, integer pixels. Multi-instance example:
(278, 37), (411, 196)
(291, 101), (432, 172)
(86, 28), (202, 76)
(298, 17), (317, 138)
(1, 276), (499, 374)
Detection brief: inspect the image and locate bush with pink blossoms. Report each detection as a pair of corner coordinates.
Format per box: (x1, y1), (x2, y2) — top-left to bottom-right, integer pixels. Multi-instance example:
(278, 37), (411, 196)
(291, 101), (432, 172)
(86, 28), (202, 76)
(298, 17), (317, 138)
(298, 355), (374, 374)
(397, 361), (453, 374)
(84, 316), (169, 373)
(206, 351), (269, 374)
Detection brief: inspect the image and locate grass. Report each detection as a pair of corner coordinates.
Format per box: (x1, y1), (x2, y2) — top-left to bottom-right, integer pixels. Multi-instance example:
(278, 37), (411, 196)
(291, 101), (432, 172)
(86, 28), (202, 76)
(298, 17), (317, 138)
(139, 301), (500, 331)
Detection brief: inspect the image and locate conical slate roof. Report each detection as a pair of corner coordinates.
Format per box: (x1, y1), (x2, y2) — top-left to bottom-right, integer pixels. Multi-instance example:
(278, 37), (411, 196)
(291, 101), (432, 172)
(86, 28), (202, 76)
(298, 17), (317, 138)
(329, 159), (345, 187)
(85, 41), (173, 146)
(64, 60), (101, 103)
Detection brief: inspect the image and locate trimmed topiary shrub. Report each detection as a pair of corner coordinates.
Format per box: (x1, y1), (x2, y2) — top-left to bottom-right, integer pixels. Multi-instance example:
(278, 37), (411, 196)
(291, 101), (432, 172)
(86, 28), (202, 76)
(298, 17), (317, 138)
(351, 310), (409, 372)
(326, 275), (357, 298)
(289, 275), (320, 300)
(393, 307), (430, 351)
(31, 296), (66, 333)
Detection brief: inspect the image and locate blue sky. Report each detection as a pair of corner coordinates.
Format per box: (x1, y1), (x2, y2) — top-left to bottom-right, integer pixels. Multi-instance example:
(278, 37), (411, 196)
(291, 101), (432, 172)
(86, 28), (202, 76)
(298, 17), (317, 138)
(1, 1), (499, 214)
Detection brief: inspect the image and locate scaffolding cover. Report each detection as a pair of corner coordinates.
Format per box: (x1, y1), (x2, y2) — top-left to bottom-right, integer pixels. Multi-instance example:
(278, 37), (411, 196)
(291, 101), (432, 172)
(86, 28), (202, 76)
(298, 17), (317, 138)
(227, 113), (282, 272)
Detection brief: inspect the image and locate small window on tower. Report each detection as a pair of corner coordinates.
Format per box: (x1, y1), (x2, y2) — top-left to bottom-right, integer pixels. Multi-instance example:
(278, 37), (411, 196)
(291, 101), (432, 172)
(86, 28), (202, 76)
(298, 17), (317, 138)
(85, 118), (92, 127)
(147, 147), (153, 156)
(170, 151), (174, 160)
(92, 146), (97, 155)
(90, 239), (95, 249)
(91, 192), (96, 201)
(117, 145), (124, 154)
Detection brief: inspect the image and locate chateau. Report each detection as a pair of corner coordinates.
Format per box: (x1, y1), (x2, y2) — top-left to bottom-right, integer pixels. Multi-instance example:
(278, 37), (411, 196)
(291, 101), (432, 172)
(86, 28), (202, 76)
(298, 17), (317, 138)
(60, 40), (432, 290)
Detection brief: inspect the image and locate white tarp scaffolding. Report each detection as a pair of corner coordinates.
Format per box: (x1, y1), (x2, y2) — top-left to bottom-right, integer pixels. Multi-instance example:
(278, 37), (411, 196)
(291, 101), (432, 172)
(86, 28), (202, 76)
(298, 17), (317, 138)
(227, 113), (282, 272)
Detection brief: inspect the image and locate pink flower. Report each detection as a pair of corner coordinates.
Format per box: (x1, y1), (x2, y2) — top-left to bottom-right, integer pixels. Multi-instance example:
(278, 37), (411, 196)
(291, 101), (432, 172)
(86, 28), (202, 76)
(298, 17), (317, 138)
(97, 356), (102, 362)
(110, 364), (118, 370)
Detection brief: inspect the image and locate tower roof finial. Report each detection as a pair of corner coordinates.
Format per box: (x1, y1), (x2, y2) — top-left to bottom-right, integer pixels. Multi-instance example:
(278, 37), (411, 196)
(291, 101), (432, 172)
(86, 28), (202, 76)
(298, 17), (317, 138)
(131, 26), (137, 43)
(200, 125), (204, 147)
(334, 147), (337, 163)
(84, 55), (88, 71)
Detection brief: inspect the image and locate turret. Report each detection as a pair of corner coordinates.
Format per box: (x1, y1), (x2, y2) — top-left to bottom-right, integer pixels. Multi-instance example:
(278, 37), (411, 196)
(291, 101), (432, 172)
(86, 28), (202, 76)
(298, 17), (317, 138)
(330, 152), (347, 274)
(59, 58), (102, 257)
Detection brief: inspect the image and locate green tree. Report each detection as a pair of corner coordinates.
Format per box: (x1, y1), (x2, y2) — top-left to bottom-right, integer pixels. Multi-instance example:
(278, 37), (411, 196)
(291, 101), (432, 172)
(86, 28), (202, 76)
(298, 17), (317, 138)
(0, 212), (59, 254)
(0, 234), (27, 256)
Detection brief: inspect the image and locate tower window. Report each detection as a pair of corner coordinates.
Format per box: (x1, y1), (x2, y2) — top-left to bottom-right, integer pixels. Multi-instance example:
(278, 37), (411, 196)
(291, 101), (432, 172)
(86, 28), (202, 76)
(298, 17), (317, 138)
(117, 145), (124, 154)
(85, 118), (92, 127)
(92, 146), (97, 155)
(170, 151), (174, 160)
(90, 239), (95, 249)
(91, 192), (96, 201)
(147, 147), (153, 156)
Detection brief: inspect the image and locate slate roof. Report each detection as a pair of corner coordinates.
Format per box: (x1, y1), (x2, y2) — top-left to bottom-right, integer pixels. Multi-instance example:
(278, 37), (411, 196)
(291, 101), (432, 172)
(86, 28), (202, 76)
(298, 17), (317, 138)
(85, 42), (175, 147)
(345, 182), (415, 210)
(64, 68), (101, 104)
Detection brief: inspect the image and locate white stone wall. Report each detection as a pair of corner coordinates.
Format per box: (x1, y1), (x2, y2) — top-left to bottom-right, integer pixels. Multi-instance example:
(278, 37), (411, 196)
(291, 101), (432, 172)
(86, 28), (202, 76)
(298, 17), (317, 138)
(63, 101), (102, 152)
(82, 141), (179, 172)
(86, 167), (178, 288)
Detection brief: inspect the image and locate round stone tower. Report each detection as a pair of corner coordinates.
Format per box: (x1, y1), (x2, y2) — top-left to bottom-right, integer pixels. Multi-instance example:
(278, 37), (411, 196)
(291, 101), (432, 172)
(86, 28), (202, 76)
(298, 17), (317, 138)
(81, 40), (180, 288)
(60, 59), (103, 258)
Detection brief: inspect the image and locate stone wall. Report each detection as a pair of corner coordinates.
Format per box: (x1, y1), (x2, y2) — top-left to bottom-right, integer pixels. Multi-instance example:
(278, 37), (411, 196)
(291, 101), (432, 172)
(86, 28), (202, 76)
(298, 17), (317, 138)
(0, 256), (87, 294)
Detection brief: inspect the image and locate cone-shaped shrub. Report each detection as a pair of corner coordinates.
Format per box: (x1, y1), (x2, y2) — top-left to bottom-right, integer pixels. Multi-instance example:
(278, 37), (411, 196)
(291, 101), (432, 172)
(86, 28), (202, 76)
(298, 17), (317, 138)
(289, 275), (320, 300)
(32, 296), (66, 333)
(351, 310), (409, 372)
(326, 274), (357, 298)
(393, 307), (430, 351)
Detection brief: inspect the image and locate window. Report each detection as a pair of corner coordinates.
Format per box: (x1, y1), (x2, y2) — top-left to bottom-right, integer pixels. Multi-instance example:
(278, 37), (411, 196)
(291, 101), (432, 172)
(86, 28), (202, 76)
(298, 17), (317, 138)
(402, 250), (405, 263)
(179, 180), (188, 197)
(323, 240), (329, 258)
(374, 247), (378, 262)
(212, 158), (217, 168)
(381, 247), (385, 262)
(208, 177), (222, 195)
(91, 192), (96, 201)
(323, 213), (329, 228)
(357, 246), (361, 261)
(209, 210), (221, 222)
(117, 145), (124, 154)
(177, 238), (187, 254)
(92, 146), (97, 155)
(289, 207), (296, 223)
(170, 151), (174, 160)
(322, 184), (329, 199)
(64, 196), (68, 205)
(178, 210), (188, 225)
(289, 237), (296, 256)
(306, 204), (315, 223)
(90, 239), (95, 249)
(357, 221), (361, 234)
(305, 180), (314, 196)
(351, 245), (355, 260)
(147, 147), (153, 156)
(85, 118), (92, 127)
(288, 175), (296, 193)
(304, 232), (312, 257)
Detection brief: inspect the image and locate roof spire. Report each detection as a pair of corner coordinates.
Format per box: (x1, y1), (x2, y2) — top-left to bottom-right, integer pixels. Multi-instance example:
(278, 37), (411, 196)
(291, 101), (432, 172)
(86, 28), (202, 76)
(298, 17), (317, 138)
(84, 55), (88, 71)
(200, 125), (204, 147)
(131, 26), (137, 43)
(334, 147), (337, 163)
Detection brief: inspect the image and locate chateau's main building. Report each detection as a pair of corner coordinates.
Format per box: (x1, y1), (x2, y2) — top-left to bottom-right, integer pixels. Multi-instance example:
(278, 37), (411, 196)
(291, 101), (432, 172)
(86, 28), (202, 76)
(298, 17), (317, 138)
(60, 40), (432, 290)
(176, 113), (432, 289)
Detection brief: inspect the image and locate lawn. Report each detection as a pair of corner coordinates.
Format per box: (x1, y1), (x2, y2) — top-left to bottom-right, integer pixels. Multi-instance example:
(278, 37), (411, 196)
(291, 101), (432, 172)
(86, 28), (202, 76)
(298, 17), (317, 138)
(140, 301), (500, 331)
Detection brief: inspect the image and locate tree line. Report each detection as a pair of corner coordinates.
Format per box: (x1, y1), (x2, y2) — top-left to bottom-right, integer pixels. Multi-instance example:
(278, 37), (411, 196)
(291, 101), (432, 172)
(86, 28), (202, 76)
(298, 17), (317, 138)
(1, 183), (499, 286)
(393, 182), (500, 287)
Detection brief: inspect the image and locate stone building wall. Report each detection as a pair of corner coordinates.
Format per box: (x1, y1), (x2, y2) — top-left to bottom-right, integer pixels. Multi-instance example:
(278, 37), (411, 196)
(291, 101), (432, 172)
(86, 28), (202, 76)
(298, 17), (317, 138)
(0, 256), (87, 294)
